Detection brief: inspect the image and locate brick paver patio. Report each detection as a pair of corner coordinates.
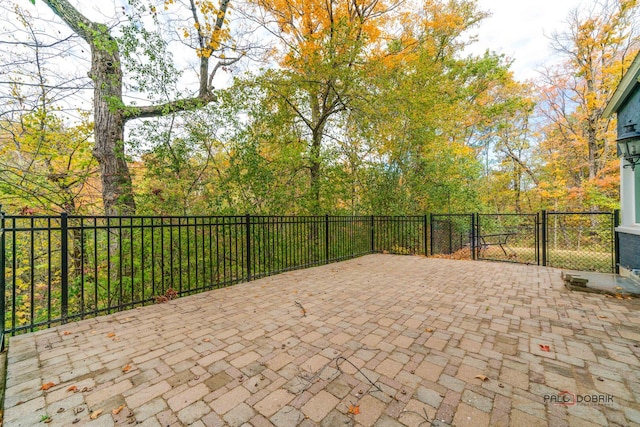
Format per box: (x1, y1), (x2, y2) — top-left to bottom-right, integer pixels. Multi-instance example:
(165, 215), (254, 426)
(3, 254), (640, 426)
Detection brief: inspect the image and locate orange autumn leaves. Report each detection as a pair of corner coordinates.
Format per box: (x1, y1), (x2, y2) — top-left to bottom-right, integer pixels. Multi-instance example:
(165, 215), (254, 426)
(40, 382), (55, 391)
(254, 0), (396, 69)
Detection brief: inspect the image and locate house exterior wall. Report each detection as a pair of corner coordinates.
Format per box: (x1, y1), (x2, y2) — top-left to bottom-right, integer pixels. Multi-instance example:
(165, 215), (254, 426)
(618, 232), (640, 273)
(616, 84), (640, 138)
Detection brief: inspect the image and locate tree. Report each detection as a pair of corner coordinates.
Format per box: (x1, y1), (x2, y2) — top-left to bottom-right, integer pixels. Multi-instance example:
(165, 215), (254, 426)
(0, 3), (97, 214)
(241, 0), (407, 213)
(538, 0), (640, 210)
(0, 111), (97, 214)
(29, 0), (238, 214)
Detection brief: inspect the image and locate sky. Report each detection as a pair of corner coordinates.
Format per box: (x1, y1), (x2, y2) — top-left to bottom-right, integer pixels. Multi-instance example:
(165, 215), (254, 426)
(468, 0), (586, 80)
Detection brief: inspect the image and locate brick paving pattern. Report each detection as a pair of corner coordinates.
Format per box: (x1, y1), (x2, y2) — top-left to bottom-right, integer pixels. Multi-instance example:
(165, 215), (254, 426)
(3, 254), (640, 426)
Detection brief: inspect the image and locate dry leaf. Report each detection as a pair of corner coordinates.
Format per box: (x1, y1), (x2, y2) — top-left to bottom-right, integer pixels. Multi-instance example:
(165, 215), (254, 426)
(122, 364), (131, 373)
(348, 405), (360, 415)
(475, 374), (488, 381)
(425, 328), (434, 333)
(63, 331), (71, 335)
(106, 332), (116, 338)
(40, 382), (55, 390)
(598, 315), (608, 319)
(112, 404), (125, 415)
(90, 409), (103, 420)
(67, 385), (78, 392)
(539, 344), (551, 352)
(202, 338), (210, 342)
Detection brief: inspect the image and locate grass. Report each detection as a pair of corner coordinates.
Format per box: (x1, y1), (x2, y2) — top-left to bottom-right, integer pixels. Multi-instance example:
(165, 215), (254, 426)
(435, 245), (614, 273)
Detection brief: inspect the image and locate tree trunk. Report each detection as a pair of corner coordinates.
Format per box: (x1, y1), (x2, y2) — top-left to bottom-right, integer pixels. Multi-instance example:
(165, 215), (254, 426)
(40, 1), (136, 215)
(309, 128), (322, 215)
(90, 39), (136, 215)
(40, 0), (232, 215)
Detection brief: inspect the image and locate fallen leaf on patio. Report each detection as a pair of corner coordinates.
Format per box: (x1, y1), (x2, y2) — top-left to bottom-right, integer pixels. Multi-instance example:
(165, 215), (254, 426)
(348, 405), (360, 415)
(539, 344), (551, 352)
(90, 409), (103, 420)
(475, 374), (488, 381)
(202, 338), (210, 342)
(122, 364), (131, 373)
(598, 315), (608, 319)
(112, 404), (125, 415)
(67, 385), (78, 392)
(40, 382), (55, 390)
(63, 331), (71, 335)
(425, 328), (434, 333)
(106, 332), (116, 338)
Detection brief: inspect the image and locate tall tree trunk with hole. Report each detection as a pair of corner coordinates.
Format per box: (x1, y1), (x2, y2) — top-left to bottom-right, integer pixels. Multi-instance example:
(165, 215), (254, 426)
(38, 0), (233, 214)
(38, 1), (136, 214)
(90, 30), (135, 215)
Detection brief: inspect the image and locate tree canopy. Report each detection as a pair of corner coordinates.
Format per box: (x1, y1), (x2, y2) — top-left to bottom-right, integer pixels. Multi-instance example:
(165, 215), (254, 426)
(1, 0), (638, 215)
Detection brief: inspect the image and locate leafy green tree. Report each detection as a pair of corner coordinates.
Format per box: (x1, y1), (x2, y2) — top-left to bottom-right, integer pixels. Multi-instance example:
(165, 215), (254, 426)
(27, 0), (239, 214)
(0, 110), (97, 214)
(537, 0), (639, 210)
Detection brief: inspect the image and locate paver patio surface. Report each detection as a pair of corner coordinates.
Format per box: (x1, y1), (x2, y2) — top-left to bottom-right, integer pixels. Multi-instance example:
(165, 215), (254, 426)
(3, 254), (640, 426)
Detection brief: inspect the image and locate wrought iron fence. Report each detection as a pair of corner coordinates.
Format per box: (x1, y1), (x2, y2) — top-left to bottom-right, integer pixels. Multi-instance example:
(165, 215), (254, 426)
(0, 212), (431, 344)
(373, 216), (427, 255)
(0, 209), (619, 347)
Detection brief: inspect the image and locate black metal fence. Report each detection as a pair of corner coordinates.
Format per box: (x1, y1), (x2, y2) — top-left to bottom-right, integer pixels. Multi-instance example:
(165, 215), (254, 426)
(0, 209), (619, 347)
(476, 213), (540, 265)
(430, 214), (474, 257)
(430, 211), (619, 274)
(0, 213), (428, 344)
(542, 211), (619, 273)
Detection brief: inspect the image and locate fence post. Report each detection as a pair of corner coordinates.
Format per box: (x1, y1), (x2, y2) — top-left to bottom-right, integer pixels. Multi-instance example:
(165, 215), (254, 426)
(614, 209), (620, 274)
(423, 215), (428, 256)
(471, 214), (476, 260)
(429, 213), (434, 256)
(370, 215), (375, 253)
(0, 205), (5, 349)
(541, 210), (547, 267)
(536, 212), (540, 266)
(245, 214), (251, 282)
(325, 214), (330, 262)
(60, 212), (69, 323)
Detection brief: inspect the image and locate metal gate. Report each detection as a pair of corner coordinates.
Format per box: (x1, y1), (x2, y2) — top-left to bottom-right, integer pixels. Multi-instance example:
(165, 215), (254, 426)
(476, 213), (540, 265)
(429, 214), (473, 257)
